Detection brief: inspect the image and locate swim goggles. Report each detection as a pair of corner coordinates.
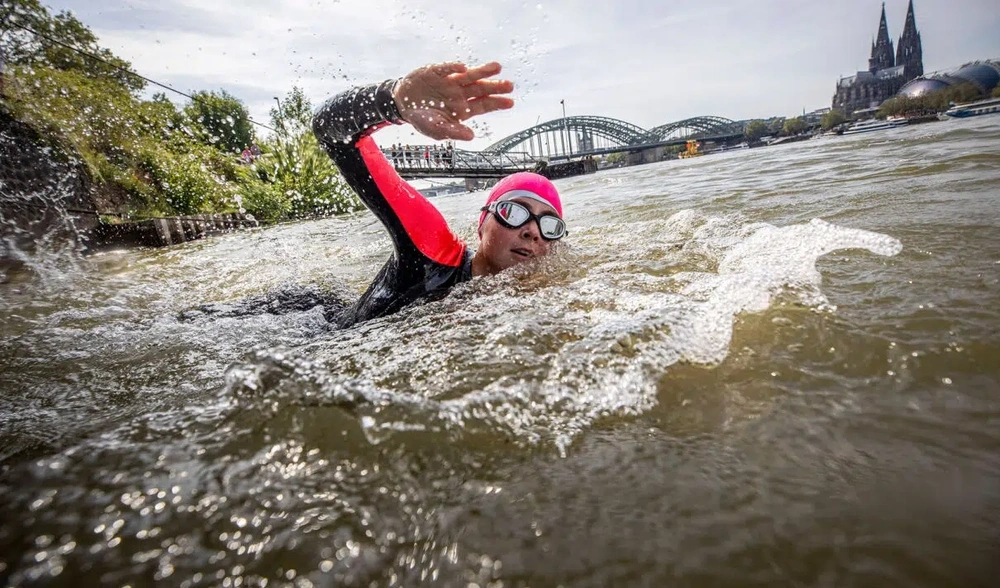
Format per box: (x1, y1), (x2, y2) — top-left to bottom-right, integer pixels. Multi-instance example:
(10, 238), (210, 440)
(482, 200), (567, 241)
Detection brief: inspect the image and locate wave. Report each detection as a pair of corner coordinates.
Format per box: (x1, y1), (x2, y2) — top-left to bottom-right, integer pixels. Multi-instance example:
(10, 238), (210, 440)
(222, 212), (902, 454)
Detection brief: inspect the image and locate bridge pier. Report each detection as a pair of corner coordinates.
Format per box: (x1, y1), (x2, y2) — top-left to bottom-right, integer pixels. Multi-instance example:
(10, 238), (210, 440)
(628, 146), (666, 166)
(465, 178), (494, 192)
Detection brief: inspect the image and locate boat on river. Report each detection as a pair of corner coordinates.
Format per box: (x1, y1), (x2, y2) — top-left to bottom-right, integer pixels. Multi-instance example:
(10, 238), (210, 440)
(842, 118), (909, 135)
(678, 139), (704, 159)
(943, 97), (1000, 119)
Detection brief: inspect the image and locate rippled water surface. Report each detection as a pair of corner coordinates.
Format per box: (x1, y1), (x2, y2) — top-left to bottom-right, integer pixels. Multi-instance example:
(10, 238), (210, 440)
(2, 117), (1000, 587)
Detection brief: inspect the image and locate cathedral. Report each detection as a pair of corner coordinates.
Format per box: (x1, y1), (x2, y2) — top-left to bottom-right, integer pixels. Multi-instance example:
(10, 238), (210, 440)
(832, 1), (924, 114)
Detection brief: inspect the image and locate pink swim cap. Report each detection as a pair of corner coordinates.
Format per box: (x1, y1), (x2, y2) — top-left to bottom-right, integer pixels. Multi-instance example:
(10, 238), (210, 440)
(477, 172), (563, 236)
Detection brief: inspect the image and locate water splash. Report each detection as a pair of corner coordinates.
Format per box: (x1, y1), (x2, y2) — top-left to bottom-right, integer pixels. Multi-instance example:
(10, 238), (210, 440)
(222, 212), (902, 454)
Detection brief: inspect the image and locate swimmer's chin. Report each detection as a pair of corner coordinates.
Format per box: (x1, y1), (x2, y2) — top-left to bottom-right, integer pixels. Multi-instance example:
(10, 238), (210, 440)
(506, 247), (569, 277)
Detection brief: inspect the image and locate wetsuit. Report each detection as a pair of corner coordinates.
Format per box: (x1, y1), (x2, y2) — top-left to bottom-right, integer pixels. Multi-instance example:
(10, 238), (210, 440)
(312, 80), (473, 328)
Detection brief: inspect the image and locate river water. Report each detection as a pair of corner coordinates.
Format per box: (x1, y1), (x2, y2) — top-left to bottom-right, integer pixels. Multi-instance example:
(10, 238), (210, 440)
(2, 116), (999, 587)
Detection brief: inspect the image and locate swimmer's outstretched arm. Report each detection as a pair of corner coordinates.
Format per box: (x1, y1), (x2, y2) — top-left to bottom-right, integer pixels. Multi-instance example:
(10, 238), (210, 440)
(312, 62), (514, 143)
(311, 62), (514, 268)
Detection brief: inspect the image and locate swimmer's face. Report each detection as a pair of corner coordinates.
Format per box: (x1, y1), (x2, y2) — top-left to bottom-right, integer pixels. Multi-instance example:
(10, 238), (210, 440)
(478, 197), (558, 272)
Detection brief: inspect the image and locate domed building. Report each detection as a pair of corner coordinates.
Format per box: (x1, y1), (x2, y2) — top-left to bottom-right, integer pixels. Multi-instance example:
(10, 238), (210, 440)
(898, 61), (1000, 98)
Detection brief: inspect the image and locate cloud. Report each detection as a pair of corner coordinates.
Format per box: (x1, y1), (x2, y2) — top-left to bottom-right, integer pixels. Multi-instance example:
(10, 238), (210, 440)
(44, 0), (1000, 148)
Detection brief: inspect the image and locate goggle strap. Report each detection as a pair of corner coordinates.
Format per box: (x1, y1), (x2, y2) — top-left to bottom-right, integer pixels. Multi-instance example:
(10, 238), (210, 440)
(495, 190), (556, 210)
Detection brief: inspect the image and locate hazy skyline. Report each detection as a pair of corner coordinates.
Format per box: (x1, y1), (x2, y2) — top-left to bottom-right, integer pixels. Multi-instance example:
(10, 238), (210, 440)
(40, 0), (1000, 149)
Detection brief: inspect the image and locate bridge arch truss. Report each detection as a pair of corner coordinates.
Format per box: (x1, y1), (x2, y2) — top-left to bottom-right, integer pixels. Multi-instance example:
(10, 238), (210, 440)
(485, 116), (649, 157)
(638, 116), (744, 143)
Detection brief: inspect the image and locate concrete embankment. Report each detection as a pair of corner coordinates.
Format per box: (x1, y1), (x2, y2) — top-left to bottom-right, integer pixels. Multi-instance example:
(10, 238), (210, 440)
(93, 213), (258, 248)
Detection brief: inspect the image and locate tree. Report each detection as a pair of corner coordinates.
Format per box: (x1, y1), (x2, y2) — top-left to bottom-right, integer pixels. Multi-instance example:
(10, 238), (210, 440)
(183, 90), (255, 154)
(820, 109), (846, 130)
(269, 86), (313, 140)
(783, 117), (807, 135)
(605, 151), (628, 166)
(744, 119), (768, 142)
(0, 0), (144, 92)
(768, 117), (786, 136)
(877, 82), (986, 118)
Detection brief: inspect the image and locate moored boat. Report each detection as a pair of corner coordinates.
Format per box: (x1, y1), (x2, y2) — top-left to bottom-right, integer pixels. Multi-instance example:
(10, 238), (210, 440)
(842, 118), (909, 135)
(943, 97), (1000, 119)
(678, 139), (704, 159)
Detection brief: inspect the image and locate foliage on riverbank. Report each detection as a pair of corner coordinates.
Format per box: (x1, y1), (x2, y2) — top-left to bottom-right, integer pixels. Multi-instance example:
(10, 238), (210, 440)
(877, 83), (987, 118)
(0, 0), (360, 223)
(820, 110), (847, 130)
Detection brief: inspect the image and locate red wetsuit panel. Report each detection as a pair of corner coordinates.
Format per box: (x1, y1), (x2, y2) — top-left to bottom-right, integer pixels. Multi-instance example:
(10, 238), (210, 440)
(357, 136), (465, 268)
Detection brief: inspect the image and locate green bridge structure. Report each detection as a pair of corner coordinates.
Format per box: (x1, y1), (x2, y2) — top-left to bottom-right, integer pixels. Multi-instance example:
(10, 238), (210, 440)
(388, 115), (747, 180)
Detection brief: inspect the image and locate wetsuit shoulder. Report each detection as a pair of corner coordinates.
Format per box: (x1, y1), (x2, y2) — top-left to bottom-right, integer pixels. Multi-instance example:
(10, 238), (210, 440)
(313, 79), (404, 144)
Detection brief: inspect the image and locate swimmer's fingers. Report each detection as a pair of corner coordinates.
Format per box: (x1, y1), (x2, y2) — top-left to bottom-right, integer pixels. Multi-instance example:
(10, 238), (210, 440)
(442, 122), (475, 141)
(464, 95), (515, 119)
(449, 61), (503, 86)
(407, 110), (475, 141)
(429, 62), (469, 78)
(462, 78), (514, 100)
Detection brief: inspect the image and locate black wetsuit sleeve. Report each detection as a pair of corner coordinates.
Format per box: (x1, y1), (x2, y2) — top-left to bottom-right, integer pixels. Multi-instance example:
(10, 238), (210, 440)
(312, 79), (404, 143)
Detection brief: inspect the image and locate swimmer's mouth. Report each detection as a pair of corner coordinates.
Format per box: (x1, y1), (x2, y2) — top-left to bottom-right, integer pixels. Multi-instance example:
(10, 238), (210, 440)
(511, 248), (533, 259)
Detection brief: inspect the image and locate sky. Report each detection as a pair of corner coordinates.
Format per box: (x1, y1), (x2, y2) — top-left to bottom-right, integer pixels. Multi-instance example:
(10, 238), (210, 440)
(40, 0), (1000, 149)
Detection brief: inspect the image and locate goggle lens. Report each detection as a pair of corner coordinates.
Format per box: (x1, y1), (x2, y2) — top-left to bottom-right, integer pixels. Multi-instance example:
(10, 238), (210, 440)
(495, 201), (530, 226)
(489, 200), (566, 240)
(538, 215), (565, 238)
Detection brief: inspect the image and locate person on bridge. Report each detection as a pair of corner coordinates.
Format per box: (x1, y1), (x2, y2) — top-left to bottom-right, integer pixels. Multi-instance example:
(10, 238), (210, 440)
(309, 61), (567, 327)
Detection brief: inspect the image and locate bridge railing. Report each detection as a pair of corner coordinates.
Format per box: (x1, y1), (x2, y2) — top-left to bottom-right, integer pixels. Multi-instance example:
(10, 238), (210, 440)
(381, 146), (538, 172)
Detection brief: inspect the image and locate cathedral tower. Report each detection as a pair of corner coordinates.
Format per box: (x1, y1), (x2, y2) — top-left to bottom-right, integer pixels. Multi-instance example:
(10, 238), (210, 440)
(832, 2), (926, 114)
(895, 0), (924, 78)
(869, 3), (896, 73)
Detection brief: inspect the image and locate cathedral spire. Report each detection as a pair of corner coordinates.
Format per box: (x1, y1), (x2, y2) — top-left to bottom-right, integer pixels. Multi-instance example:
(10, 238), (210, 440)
(896, 0), (923, 77)
(876, 3), (891, 45)
(869, 2), (895, 72)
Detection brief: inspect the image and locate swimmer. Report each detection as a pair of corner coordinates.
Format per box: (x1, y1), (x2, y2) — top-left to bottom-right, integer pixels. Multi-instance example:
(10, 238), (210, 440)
(184, 62), (564, 326)
(312, 61), (567, 327)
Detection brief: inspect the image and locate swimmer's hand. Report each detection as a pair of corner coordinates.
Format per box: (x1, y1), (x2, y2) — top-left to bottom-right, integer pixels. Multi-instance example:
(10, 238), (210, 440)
(393, 61), (514, 141)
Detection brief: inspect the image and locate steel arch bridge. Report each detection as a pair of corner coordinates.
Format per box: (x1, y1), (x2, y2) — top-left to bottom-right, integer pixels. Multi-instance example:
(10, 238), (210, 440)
(638, 116), (744, 143)
(484, 115), (745, 158)
(484, 116), (648, 155)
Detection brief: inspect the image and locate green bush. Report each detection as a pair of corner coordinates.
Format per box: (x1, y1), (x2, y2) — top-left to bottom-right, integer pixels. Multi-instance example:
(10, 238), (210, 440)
(261, 132), (362, 218)
(820, 109), (846, 130)
(233, 169), (290, 223)
(744, 120), (768, 141)
(183, 90), (255, 156)
(783, 117), (807, 135)
(4, 64), (355, 223)
(2, 2), (331, 223)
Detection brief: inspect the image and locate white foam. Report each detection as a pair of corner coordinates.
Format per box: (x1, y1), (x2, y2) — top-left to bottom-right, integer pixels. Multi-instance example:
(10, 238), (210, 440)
(226, 213), (902, 454)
